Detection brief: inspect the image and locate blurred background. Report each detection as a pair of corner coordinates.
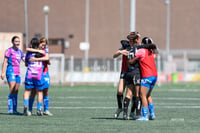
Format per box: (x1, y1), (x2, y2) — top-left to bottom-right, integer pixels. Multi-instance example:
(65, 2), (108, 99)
(0, 0), (200, 85)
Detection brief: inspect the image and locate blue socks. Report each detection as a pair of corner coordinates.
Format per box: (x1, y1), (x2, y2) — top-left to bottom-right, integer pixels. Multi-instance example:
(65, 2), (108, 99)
(27, 96), (49, 111)
(8, 94), (13, 113)
(24, 99), (29, 107)
(37, 102), (42, 111)
(29, 97), (35, 112)
(24, 96), (50, 112)
(43, 96), (49, 111)
(25, 98), (43, 111)
(12, 94), (18, 112)
(142, 107), (148, 118)
(148, 103), (155, 115)
(8, 93), (18, 113)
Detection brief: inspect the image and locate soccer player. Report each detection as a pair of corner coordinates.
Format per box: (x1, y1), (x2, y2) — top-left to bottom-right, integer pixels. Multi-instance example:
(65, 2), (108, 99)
(119, 33), (157, 120)
(1, 36), (25, 114)
(122, 32), (142, 120)
(26, 37), (53, 116)
(113, 40), (129, 118)
(23, 38), (45, 116)
(130, 37), (157, 121)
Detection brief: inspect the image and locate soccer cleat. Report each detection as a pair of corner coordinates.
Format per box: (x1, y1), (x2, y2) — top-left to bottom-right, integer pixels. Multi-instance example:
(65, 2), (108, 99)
(114, 108), (123, 118)
(134, 115), (141, 120)
(24, 107), (31, 116)
(129, 112), (141, 120)
(123, 112), (129, 120)
(149, 113), (156, 120)
(37, 110), (43, 116)
(129, 112), (135, 119)
(8, 110), (13, 114)
(13, 111), (23, 115)
(43, 110), (53, 116)
(136, 116), (149, 121)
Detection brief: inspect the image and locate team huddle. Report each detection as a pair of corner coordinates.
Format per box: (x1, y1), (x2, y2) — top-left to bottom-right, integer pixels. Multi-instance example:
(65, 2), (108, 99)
(1, 36), (53, 116)
(113, 32), (158, 121)
(0, 33), (157, 120)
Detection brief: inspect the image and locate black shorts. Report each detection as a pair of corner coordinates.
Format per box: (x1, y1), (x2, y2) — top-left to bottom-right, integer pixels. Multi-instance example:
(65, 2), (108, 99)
(125, 71), (141, 85)
(120, 72), (127, 79)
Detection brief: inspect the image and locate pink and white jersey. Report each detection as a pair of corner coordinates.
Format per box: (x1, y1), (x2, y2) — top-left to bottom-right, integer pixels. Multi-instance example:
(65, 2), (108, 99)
(5, 47), (24, 75)
(25, 52), (44, 80)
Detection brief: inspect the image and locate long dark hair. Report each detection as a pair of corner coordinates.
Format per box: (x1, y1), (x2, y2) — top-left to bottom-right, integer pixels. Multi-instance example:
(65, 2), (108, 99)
(11, 36), (19, 43)
(30, 38), (39, 49)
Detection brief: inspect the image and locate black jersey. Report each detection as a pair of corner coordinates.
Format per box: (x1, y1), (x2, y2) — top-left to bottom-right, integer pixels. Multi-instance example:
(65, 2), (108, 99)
(125, 45), (142, 85)
(127, 45), (141, 72)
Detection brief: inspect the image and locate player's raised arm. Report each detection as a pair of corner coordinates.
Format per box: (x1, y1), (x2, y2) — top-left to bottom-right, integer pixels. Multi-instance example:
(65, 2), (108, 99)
(29, 53), (49, 62)
(113, 40), (130, 58)
(113, 49), (129, 58)
(26, 48), (45, 55)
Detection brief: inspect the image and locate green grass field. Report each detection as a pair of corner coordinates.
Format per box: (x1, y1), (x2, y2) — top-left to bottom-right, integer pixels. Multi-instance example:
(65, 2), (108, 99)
(0, 83), (200, 133)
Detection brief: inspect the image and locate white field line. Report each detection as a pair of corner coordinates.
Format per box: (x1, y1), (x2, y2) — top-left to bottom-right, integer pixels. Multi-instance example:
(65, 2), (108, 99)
(1, 105), (200, 109)
(37, 89), (200, 92)
(1, 88), (200, 93)
(170, 118), (185, 122)
(50, 97), (200, 101)
(0, 96), (200, 101)
(0, 101), (199, 106)
(0, 87), (200, 91)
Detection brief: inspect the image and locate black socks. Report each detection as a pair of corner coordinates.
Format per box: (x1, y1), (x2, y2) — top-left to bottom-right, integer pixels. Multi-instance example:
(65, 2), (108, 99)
(117, 94), (123, 109)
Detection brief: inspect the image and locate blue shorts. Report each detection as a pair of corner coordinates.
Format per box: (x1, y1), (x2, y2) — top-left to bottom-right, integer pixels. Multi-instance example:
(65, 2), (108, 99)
(25, 78), (44, 91)
(43, 72), (50, 89)
(141, 76), (157, 90)
(6, 74), (21, 84)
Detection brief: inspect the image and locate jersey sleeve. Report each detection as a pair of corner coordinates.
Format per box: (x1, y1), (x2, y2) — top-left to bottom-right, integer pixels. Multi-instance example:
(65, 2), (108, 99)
(20, 50), (25, 59)
(25, 52), (29, 62)
(120, 40), (129, 49)
(135, 49), (145, 59)
(4, 49), (10, 58)
(25, 52), (33, 62)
